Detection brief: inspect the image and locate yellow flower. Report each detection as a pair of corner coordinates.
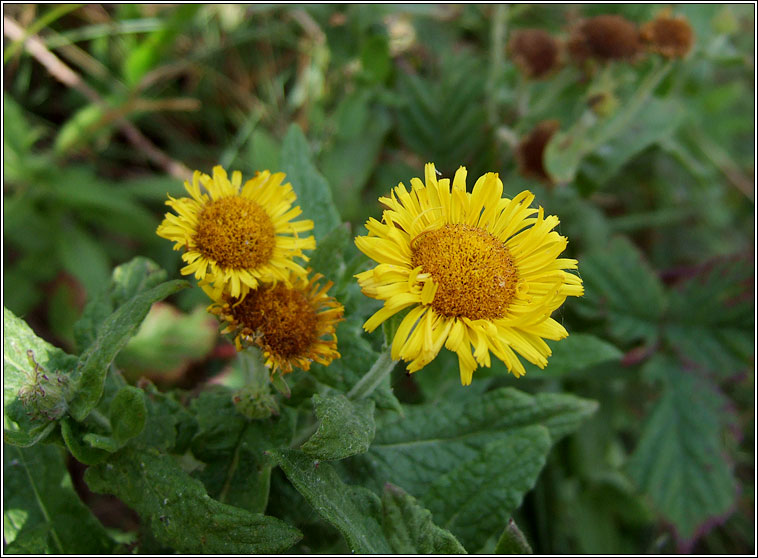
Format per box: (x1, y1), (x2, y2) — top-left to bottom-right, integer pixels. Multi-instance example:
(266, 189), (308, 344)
(157, 165), (315, 299)
(208, 271), (344, 375)
(355, 163), (583, 385)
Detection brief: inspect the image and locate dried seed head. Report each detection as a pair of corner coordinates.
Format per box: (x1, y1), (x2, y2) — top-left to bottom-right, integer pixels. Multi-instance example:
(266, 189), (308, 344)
(641, 14), (694, 58)
(516, 120), (560, 184)
(508, 29), (560, 79)
(568, 14), (641, 62)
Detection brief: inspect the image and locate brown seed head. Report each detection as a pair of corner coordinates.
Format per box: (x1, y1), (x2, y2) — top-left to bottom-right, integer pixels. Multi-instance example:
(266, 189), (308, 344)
(516, 120), (560, 184)
(568, 14), (641, 62)
(508, 29), (560, 79)
(641, 15), (694, 58)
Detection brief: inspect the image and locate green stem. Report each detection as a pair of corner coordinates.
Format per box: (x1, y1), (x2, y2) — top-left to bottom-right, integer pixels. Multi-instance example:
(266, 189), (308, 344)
(347, 347), (397, 401)
(86, 408), (111, 431)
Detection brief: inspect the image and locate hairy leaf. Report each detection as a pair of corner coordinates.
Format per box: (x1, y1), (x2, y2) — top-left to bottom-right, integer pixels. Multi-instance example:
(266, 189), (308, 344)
(382, 482), (466, 554)
(281, 124), (341, 241)
(3, 307), (77, 446)
(494, 518), (534, 554)
(85, 448), (302, 553)
(272, 449), (392, 554)
(301, 393), (375, 460)
(4, 443), (114, 553)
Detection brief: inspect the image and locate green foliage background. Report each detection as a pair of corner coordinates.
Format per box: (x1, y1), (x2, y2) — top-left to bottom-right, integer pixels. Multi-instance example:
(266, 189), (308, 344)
(3, 4), (754, 555)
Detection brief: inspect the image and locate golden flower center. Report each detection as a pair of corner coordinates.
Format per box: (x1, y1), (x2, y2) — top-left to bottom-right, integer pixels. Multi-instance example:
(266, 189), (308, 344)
(194, 197), (275, 270)
(411, 224), (518, 320)
(231, 284), (318, 358)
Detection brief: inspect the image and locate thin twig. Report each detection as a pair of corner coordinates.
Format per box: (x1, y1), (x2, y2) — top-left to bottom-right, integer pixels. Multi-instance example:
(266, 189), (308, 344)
(4, 14), (192, 181)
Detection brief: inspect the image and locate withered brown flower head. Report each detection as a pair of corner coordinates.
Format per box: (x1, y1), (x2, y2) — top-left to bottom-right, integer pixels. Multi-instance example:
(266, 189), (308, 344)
(516, 120), (560, 184)
(568, 14), (641, 62)
(641, 14), (695, 58)
(508, 28), (560, 79)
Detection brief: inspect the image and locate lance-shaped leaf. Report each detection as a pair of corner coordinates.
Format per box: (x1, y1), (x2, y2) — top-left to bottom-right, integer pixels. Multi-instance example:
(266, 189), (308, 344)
(627, 356), (737, 544)
(4, 443), (114, 553)
(68, 278), (188, 421)
(301, 393), (375, 461)
(381, 483), (466, 554)
(281, 124), (340, 241)
(3, 307), (77, 447)
(272, 449), (392, 554)
(494, 518), (533, 554)
(85, 448), (302, 553)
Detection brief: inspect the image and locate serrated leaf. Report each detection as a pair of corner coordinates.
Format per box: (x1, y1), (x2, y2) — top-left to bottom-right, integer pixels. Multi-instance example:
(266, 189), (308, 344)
(3, 307), (77, 446)
(627, 356), (737, 542)
(575, 236), (667, 344)
(301, 393), (375, 461)
(3, 443), (114, 553)
(272, 449), (392, 554)
(425, 426), (551, 549)
(494, 518), (533, 554)
(664, 255), (754, 377)
(281, 124), (341, 241)
(85, 448), (302, 553)
(68, 278), (188, 421)
(382, 483), (466, 554)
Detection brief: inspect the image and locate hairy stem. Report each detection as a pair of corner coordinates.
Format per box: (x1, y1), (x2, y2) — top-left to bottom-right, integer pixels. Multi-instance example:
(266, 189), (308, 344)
(347, 347), (397, 401)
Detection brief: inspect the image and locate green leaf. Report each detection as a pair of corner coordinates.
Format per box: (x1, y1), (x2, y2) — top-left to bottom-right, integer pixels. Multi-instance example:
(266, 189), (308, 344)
(3, 307), (77, 446)
(4, 443), (114, 553)
(627, 356), (737, 541)
(121, 5), (200, 85)
(517, 333), (623, 377)
(382, 483), (466, 554)
(544, 60), (673, 183)
(360, 34), (392, 84)
(74, 257), (169, 352)
(281, 124), (341, 241)
(343, 387), (596, 547)
(424, 426), (551, 550)
(109, 385), (147, 444)
(272, 449), (392, 554)
(308, 223), (350, 284)
(190, 387), (295, 514)
(56, 221), (110, 301)
(494, 518), (534, 554)
(575, 236), (667, 345)
(3, 521), (51, 554)
(116, 304), (217, 383)
(301, 393), (375, 461)
(664, 255), (754, 377)
(60, 418), (109, 465)
(85, 448), (302, 553)
(68, 278), (188, 421)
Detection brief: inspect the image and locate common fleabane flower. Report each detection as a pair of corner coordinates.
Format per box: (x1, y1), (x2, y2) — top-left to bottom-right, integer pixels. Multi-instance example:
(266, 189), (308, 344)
(207, 271), (344, 376)
(355, 163), (583, 385)
(157, 165), (315, 299)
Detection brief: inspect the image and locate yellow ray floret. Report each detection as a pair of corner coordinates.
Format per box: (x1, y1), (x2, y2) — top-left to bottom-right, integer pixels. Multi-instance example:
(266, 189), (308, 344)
(355, 162), (583, 385)
(157, 165), (315, 299)
(207, 271), (344, 376)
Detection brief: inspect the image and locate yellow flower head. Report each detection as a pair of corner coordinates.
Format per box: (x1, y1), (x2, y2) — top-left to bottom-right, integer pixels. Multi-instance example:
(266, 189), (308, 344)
(157, 165), (315, 299)
(208, 271), (344, 376)
(355, 163), (583, 385)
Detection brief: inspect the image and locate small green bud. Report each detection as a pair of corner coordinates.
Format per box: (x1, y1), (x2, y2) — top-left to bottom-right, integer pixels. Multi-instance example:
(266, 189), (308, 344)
(232, 383), (279, 420)
(18, 350), (70, 421)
